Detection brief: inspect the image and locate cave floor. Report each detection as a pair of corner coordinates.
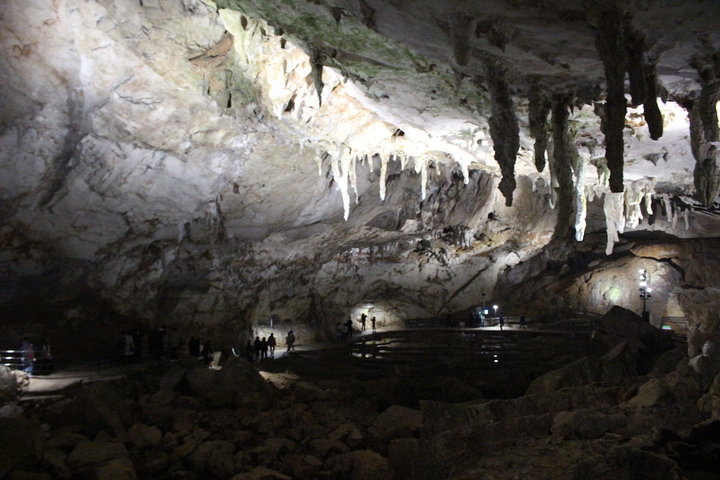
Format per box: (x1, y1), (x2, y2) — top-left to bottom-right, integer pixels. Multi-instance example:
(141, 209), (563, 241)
(20, 323), (593, 404)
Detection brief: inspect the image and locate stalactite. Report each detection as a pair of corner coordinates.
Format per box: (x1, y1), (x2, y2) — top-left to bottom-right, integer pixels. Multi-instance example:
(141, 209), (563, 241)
(574, 157), (588, 242)
(482, 58), (519, 206)
(549, 96), (577, 240)
(604, 191), (625, 255)
(643, 65), (663, 140)
(594, 1), (627, 193)
(414, 156), (429, 200)
(689, 71), (720, 206)
(310, 48), (324, 106)
(450, 13), (475, 67)
(528, 85), (551, 172)
(379, 155), (388, 201)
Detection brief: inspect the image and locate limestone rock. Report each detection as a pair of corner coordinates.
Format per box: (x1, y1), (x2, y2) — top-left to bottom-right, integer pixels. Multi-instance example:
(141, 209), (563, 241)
(368, 405), (423, 441)
(188, 440), (235, 478)
(66, 441), (128, 469)
(327, 450), (392, 480)
(230, 466), (292, 480)
(551, 409), (626, 439)
(0, 365), (18, 402)
(526, 356), (602, 394)
(95, 456), (136, 480)
(183, 357), (270, 407)
(126, 423), (162, 449)
(0, 416), (45, 477)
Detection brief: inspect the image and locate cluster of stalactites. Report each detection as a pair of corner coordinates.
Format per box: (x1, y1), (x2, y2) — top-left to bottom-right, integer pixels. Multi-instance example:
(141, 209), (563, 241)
(320, 149), (467, 220)
(689, 60), (720, 207)
(587, 178), (655, 255)
(592, 0), (664, 194)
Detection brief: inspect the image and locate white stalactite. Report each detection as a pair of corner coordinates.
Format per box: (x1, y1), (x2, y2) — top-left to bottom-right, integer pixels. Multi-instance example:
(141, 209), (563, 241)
(379, 155), (388, 201)
(414, 156), (428, 200)
(349, 155), (359, 204)
(604, 191), (625, 255)
(574, 157), (587, 241)
(683, 208), (690, 230)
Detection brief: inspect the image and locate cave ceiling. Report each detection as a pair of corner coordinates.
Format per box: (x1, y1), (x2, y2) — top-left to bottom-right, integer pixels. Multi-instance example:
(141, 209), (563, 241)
(0, 0), (719, 325)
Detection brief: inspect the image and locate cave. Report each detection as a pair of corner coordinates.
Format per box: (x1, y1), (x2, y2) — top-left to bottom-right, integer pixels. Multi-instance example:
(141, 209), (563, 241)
(1, 0), (720, 479)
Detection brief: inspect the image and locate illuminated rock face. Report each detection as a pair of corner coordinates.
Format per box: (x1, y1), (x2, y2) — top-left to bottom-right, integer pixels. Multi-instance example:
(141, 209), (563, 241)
(0, 0), (719, 347)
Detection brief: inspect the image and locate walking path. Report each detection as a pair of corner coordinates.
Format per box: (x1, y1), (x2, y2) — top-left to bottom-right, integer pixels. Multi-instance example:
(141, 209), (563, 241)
(19, 322), (590, 396)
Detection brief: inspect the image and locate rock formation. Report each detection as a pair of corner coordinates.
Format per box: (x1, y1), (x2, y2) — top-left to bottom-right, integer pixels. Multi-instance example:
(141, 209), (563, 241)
(0, 0), (718, 368)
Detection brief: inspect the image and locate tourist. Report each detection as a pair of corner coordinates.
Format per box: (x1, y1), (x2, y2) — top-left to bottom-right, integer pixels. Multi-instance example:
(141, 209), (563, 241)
(267, 333), (277, 356)
(201, 339), (212, 363)
(345, 317), (353, 336)
(499, 315), (504, 331)
(260, 336), (269, 360)
(359, 313), (367, 331)
(188, 336), (201, 357)
(21, 338), (35, 374)
(520, 314), (526, 329)
(122, 331), (135, 363)
(253, 336), (262, 361)
(371, 316), (376, 331)
(286, 330), (296, 352)
(244, 340), (254, 362)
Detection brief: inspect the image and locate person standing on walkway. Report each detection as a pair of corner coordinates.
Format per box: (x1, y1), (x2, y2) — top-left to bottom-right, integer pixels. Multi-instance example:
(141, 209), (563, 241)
(371, 316), (376, 331)
(267, 333), (276, 356)
(499, 315), (504, 331)
(260, 336), (269, 360)
(345, 317), (353, 336)
(359, 313), (367, 331)
(286, 330), (296, 352)
(519, 314), (526, 329)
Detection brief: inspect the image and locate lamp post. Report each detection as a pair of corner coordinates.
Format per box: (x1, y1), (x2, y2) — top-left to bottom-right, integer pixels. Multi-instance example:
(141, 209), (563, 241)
(639, 269), (652, 322)
(493, 304), (498, 317)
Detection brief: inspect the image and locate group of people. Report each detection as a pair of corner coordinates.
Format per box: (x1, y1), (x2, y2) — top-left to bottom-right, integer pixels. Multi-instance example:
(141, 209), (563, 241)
(336, 313), (377, 340)
(18, 338), (53, 375)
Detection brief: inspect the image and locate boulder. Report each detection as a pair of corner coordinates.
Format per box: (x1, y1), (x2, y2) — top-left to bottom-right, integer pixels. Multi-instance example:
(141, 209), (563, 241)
(308, 438), (350, 457)
(183, 357), (271, 407)
(126, 423), (162, 449)
(0, 365), (18, 402)
(7, 471), (52, 480)
(328, 422), (365, 449)
(598, 306), (673, 371)
(95, 456), (136, 480)
(66, 441), (128, 469)
(253, 437), (296, 464)
(368, 406), (423, 441)
(188, 440), (235, 478)
(551, 409), (626, 439)
(526, 356), (602, 394)
(0, 416), (46, 477)
(230, 466), (292, 480)
(327, 450), (392, 480)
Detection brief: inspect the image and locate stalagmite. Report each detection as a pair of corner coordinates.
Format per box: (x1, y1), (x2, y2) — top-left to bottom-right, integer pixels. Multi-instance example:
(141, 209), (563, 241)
(483, 58), (519, 206)
(594, 1), (628, 193)
(528, 85), (551, 172)
(604, 191), (625, 255)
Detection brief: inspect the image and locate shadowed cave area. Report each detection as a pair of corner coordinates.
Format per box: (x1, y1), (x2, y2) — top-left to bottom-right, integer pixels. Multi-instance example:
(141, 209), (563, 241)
(1, 0), (720, 479)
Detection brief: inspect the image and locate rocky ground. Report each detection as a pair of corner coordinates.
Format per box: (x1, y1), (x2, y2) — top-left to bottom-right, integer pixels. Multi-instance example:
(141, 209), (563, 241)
(1, 307), (719, 480)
